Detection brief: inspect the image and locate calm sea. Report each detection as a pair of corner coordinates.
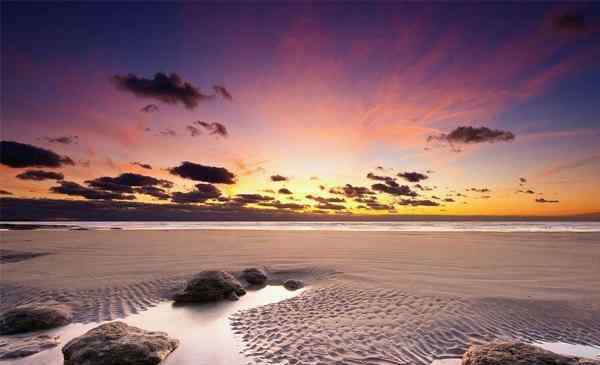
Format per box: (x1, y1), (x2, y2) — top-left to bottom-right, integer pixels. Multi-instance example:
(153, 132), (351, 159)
(2, 221), (600, 232)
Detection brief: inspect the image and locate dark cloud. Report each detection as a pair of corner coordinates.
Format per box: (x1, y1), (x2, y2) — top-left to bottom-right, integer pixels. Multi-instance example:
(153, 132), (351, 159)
(536, 198), (559, 203)
(366, 172), (397, 185)
(258, 201), (306, 210)
(194, 121), (228, 137)
(112, 73), (211, 109)
(213, 85), (232, 101)
(270, 174), (289, 182)
(397, 199), (440, 207)
(354, 196), (376, 203)
(517, 189), (535, 194)
(0, 198), (326, 221)
(414, 184), (433, 191)
(0, 190), (12, 195)
(50, 181), (135, 201)
(186, 125), (201, 137)
(140, 104), (159, 113)
(519, 177), (527, 184)
(278, 188), (293, 195)
(553, 13), (587, 33)
(306, 195), (345, 204)
(1, 141), (75, 168)
(86, 178), (134, 193)
(86, 173), (173, 194)
(428, 126), (515, 151)
(160, 129), (177, 137)
(16, 170), (64, 181)
(42, 136), (78, 145)
(444, 198), (455, 203)
(397, 171), (428, 183)
(468, 187), (491, 193)
(171, 183), (221, 203)
(363, 201), (394, 211)
(315, 202), (346, 210)
(371, 183), (417, 197)
(233, 194), (275, 205)
(132, 162), (152, 170)
(169, 161), (236, 184)
(329, 184), (374, 198)
(134, 186), (170, 200)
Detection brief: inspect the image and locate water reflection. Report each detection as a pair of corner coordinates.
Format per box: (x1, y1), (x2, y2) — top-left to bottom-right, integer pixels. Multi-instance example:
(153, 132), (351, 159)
(3, 285), (302, 365)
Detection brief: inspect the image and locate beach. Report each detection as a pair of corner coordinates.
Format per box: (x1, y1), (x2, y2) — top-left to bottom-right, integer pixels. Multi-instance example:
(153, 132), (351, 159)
(1, 230), (600, 364)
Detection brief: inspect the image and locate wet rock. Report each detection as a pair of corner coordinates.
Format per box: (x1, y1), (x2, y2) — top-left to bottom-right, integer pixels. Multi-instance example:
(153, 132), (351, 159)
(0, 334), (61, 360)
(462, 342), (600, 365)
(241, 267), (268, 285)
(62, 321), (179, 365)
(283, 279), (304, 291)
(0, 304), (72, 335)
(173, 270), (246, 303)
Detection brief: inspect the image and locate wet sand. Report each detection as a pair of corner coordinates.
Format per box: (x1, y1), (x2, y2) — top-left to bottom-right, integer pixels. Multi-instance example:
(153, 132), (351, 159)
(1, 230), (600, 364)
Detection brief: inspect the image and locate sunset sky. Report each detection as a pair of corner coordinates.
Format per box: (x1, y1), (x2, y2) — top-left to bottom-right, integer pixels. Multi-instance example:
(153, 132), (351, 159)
(2, 2), (600, 220)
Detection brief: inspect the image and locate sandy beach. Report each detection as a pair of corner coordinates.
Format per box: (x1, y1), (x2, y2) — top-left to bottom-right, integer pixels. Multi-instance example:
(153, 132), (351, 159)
(1, 230), (600, 364)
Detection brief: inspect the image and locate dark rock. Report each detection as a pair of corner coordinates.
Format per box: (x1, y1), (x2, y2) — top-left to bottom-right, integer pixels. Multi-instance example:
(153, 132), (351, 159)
(62, 321), (179, 365)
(462, 342), (600, 365)
(0, 335), (61, 360)
(283, 279), (304, 291)
(173, 270), (246, 303)
(0, 304), (72, 335)
(241, 267), (268, 285)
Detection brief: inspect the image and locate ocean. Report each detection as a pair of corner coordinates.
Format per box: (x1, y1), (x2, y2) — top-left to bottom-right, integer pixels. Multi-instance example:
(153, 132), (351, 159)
(2, 221), (600, 232)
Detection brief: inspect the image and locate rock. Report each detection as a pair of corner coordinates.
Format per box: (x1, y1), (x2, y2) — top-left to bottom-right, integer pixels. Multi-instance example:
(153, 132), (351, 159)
(62, 321), (179, 365)
(0, 335), (61, 360)
(0, 304), (72, 335)
(173, 270), (246, 303)
(462, 342), (600, 365)
(241, 267), (268, 285)
(283, 279), (304, 290)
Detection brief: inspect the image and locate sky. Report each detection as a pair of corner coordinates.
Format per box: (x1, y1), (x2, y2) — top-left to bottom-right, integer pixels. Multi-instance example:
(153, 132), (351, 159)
(1, 2), (600, 220)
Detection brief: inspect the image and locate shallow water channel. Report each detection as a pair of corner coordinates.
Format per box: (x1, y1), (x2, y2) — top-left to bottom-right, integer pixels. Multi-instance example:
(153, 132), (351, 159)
(4, 285), (302, 365)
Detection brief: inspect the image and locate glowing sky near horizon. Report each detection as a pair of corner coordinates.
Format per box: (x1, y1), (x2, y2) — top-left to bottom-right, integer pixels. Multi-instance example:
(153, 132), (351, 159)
(1, 2), (600, 217)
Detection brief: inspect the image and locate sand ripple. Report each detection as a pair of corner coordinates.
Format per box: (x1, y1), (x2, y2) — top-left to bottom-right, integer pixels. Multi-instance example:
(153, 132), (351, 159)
(0, 277), (186, 323)
(230, 285), (600, 365)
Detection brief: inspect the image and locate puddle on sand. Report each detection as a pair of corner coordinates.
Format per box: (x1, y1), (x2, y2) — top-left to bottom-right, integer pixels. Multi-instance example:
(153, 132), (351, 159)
(2, 285), (303, 365)
(431, 342), (600, 365)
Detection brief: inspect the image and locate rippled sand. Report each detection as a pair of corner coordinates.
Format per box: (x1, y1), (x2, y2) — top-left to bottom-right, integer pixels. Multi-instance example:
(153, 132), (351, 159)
(1, 230), (599, 364)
